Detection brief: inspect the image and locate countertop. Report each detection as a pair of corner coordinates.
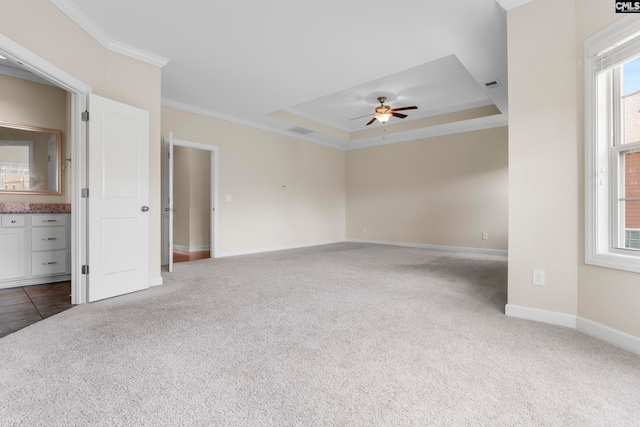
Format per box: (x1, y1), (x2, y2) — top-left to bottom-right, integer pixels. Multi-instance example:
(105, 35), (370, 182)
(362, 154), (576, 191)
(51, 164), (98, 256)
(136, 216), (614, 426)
(0, 203), (71, 214)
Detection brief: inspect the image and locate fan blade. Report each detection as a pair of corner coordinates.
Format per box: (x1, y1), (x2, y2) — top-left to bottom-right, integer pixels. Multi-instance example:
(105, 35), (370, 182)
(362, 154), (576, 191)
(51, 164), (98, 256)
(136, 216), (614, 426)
(393, 113), (408, 119)
(366, 118), (377, 126)
(391, 106), (418, 112)
(349, 113), (374, 121)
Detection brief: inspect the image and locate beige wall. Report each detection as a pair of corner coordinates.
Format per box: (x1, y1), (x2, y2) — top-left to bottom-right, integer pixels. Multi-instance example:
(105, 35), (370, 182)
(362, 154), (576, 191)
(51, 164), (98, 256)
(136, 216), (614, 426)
(162, 106), (346, 255)
(0, 0), (162, 279)
(173, 146), (191, 248)
(507, 0), (640, 337)
(346, 127), (508, 250)
(507, 0), (579, 315)
(0, 74), (69, 201)
(188, 148), (211, 248)
(172, 145), (211, 250)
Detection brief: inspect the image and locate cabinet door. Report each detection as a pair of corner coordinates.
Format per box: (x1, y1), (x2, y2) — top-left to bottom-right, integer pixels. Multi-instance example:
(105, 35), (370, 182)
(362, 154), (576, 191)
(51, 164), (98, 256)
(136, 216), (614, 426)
(0, 229), (27, 281)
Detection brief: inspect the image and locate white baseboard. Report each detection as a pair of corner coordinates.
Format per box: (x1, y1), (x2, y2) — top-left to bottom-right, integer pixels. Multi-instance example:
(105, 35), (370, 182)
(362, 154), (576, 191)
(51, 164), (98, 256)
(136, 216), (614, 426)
(505, 304), (640, 355)
(173, 245), (211, 253)
(346, 238), (508, 256)
(505, 304), (577, 328)
(149, 276), (163, 287)
(577, 316), (640, 355)
(216, 240), (344, 258)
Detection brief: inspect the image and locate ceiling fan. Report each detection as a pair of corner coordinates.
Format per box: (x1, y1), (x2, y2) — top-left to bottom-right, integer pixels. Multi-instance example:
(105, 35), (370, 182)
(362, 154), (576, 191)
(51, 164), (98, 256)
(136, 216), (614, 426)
(351, 96), (418, 126)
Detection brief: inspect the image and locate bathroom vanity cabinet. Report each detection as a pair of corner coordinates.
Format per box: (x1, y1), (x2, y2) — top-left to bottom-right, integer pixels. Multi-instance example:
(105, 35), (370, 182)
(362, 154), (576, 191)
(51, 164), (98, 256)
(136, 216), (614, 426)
(0, 213), (70, 288)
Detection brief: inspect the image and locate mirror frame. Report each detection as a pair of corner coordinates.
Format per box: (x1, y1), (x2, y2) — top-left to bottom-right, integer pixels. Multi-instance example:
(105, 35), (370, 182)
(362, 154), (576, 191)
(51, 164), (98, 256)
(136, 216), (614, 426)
(0, 121), (62, 195)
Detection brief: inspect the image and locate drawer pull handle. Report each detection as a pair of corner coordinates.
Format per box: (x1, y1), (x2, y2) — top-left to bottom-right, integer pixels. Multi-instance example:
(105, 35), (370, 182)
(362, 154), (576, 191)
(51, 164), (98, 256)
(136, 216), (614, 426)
(11, 220), (16, 223)
(41, 238), (58, 241)
(42, 262), (58, 265)
(42, 220), (58, 222)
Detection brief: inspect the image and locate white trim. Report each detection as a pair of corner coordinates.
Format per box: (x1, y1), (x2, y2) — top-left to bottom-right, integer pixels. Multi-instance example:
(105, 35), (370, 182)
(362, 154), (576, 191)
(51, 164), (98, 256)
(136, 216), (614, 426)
(0, 275), (71, 289)
(505, 304), (577, 328)
(148, 276), (163, 287)
(162, 137), (219, 265)
(0, 33), (91, 305)
(173, 245), (211, 252)
(577, 316), (640, 355)
(50, 0), (169, 68)
(161, 99), (508, 152)
(0, 34), (91, 93)
(216, 240), (344, 258)
(505, 305), (640, 354)
(283, 99), (496, 136)
(161, 98), (346, 151)
(0, 63), (55, 86)
(107, 40), (169, 68)
(346, 238), (508, 256)
(346, 114), (509, 151)
(585, 17), (640, 273)
(585, 15), (640, 58)
(495, 0), (536, 11)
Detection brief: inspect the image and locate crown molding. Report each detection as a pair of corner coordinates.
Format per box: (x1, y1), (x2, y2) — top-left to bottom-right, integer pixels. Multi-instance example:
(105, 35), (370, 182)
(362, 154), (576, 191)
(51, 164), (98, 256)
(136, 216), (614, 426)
(162, 98), (508, 152)
(346, 114), (508, 151)
(161, 98), (346, 151)
(107, 40), (169, 68)
(495, 0), (536, 11)
(50, 0), (169, 68)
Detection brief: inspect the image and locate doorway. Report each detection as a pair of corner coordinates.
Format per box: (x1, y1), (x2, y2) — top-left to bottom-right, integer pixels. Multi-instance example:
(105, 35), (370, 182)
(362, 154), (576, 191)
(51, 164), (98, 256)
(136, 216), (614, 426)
(162, 136), (219, 270)
(0, 34), (90, 304)
(172, 145), (211, 263)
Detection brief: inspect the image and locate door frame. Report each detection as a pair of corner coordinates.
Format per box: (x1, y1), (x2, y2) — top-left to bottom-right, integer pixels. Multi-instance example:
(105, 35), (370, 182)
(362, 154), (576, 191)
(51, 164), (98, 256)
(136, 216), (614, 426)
(162, 137), (219, 265)
(0, 34), (91, 304)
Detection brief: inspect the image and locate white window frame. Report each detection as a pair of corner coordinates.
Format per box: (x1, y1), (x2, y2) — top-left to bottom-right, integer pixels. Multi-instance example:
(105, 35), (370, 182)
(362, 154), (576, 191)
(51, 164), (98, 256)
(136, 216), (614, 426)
(585, 16), (640, 273)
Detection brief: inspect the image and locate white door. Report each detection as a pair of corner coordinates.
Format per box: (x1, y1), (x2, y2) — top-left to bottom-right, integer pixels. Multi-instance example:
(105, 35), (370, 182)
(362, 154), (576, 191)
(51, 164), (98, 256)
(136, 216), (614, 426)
(87, 94), (149, 302)
(167, 133), (174, 273)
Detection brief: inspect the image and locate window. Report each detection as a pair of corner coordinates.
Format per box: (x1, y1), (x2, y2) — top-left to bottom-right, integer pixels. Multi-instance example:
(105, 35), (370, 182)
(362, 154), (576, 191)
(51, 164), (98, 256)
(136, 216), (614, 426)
(0, 141), (33, 191)
(585, 18), (640, 273)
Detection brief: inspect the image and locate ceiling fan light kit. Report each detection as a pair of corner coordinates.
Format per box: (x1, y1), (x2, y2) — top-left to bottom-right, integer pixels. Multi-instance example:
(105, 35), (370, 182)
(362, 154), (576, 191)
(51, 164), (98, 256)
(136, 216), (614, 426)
(360, 96), (418, 126)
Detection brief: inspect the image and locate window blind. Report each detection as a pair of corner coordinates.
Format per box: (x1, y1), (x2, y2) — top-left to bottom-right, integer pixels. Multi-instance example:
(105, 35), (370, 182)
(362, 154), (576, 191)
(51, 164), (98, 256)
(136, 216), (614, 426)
(595, 33), (640, 73)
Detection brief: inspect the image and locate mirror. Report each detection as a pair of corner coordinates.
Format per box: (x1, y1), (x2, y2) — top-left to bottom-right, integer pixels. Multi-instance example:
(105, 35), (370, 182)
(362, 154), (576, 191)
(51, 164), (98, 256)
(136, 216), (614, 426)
(0, 122), (62, 195)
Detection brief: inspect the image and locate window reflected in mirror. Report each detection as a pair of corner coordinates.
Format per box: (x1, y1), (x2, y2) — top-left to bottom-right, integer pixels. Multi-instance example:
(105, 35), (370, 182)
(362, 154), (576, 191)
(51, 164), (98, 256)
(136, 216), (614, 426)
(0, 122), (61, 195)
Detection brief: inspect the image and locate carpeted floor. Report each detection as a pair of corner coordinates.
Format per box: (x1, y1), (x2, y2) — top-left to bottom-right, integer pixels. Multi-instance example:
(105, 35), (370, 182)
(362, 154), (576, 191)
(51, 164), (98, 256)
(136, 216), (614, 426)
(0, 243), (639, 426)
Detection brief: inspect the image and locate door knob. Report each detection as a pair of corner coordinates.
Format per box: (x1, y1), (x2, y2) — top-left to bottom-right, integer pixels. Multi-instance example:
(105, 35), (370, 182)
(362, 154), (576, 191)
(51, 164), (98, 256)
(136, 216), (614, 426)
(141, 206), (149, 212)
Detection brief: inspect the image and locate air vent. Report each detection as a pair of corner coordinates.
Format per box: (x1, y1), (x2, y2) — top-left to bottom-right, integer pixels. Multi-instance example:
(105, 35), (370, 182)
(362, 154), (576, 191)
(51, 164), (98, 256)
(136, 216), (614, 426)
(485, 80), (502, 89)
(289, 126), (313, 135)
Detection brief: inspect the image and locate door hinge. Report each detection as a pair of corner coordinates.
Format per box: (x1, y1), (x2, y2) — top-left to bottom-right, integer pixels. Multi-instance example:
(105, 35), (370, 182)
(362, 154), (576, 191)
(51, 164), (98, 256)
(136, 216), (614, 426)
(81, 188), (89, 198)
(81, 111), (89, 122)
(81, 265), (89, 275)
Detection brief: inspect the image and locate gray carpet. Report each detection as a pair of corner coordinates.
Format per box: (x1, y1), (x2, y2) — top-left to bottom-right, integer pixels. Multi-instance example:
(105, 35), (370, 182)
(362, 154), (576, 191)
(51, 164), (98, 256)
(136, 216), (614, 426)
(1, 243), (639, 426)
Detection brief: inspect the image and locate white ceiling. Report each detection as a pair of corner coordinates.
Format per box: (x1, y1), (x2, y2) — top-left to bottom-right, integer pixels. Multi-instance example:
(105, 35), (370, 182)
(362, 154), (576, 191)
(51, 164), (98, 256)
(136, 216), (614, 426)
(50, 0), (510, 149)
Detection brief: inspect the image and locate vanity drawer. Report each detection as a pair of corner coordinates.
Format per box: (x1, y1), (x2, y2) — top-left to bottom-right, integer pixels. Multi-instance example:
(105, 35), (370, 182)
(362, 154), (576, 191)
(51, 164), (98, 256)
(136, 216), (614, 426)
(1, 216), (25, 227)
(31, 214), (68, 227)
(31, 227), (67, 251)
(31, 251), (68, 277)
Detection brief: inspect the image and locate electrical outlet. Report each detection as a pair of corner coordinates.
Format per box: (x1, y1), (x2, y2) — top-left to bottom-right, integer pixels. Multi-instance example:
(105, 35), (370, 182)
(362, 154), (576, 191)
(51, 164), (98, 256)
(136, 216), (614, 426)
(482, 233), (488, 240)
(362, 226), (367, 233)
(532, 269), (545, 286)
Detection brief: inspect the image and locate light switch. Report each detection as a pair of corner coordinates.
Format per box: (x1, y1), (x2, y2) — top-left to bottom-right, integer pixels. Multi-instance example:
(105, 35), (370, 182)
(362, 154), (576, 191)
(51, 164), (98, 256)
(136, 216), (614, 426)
(225, 195), (232, 202)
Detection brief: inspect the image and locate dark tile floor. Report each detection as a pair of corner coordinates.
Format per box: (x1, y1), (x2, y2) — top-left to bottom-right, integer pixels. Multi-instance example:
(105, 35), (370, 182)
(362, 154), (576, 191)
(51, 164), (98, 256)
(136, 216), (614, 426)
(0, 281), (73, 338)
